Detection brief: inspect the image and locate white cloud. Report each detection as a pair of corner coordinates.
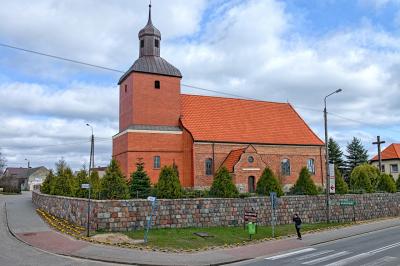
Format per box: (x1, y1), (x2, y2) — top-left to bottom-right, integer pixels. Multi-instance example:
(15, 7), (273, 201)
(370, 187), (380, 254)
(1, 0), (400, 169)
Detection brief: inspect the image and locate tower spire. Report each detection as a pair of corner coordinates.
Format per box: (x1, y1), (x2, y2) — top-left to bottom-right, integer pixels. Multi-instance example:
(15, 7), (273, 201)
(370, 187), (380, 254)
(147, 1), (153, 25)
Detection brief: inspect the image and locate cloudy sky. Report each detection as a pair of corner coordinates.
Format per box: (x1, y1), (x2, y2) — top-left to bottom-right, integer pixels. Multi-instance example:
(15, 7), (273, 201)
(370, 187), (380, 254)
(1, 0), (400, 171)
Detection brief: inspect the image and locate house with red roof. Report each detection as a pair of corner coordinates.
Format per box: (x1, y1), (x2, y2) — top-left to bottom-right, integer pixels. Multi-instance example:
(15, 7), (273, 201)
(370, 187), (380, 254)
(371, 144), (400, 180)
(112, 5), (326, 192)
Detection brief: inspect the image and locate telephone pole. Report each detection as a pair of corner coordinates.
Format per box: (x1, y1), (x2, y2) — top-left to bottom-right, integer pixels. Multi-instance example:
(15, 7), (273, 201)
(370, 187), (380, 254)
(373, 136), (385, 173)
(86, 124), (94, 177)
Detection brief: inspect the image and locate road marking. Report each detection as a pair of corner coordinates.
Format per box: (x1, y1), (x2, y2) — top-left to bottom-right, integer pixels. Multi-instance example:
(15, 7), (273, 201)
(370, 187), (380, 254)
(324, 241), (400, 266)
(363, 256), (398, 266)
(265, 248), (316, 260)
(302, 251), (350, 265)
(294, 250), (335, 261)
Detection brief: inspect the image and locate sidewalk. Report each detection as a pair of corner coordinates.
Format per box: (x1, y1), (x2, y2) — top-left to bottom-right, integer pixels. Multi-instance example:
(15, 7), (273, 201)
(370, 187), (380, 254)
(4, 192), (400, 266)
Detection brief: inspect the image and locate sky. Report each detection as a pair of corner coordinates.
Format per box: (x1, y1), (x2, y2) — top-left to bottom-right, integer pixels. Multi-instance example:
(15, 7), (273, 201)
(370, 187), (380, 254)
(1, 0), (400, 171)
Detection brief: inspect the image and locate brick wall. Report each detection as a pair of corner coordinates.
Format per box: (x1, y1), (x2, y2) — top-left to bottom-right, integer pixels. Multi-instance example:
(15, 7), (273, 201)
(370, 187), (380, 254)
(193, 142), (325, 190)
(33, 191), (400, 232)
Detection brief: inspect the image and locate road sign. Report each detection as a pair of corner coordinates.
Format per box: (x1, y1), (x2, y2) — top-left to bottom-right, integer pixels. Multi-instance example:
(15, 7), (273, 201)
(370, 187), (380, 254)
(147, 196), (156, 202)
(81, 183), (90, 189)
(329, 163), (335, 194)
(339, 199), (356, 206)
(270, 192), (277, 209)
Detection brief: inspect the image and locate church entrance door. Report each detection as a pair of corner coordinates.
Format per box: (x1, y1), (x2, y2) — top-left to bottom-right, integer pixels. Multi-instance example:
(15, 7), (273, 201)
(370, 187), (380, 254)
(248, 176), (255, 193)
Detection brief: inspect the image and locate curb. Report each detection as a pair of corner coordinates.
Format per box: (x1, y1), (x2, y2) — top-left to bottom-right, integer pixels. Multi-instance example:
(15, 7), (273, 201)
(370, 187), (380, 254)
(3, 202), (251, 266)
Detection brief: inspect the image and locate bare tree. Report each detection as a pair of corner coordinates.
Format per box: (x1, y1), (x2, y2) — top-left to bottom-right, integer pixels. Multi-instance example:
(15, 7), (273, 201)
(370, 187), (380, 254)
(0, 149), (6, 175)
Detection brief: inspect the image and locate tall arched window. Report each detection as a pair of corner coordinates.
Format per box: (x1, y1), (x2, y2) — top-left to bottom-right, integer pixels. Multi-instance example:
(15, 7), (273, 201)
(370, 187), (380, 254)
(205, 158), (213, 176)
(307, 158), (315, 175)
(281, 159), (291, 176)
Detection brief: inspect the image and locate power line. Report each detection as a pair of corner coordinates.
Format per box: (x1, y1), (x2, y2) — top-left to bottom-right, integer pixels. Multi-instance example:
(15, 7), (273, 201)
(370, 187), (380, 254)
(1, 42), (399, 136)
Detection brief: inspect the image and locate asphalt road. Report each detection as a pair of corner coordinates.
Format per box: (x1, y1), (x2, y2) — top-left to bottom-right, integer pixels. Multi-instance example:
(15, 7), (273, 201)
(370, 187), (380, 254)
(0, 194), (122, 266)
(233, 224), (400, 266)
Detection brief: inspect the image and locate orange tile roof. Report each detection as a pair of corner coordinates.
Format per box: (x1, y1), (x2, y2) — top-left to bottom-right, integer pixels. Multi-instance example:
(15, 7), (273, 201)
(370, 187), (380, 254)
(180, 94), (324, 146)
(221, 148), (246, 172)
(371, 144), (400, 161)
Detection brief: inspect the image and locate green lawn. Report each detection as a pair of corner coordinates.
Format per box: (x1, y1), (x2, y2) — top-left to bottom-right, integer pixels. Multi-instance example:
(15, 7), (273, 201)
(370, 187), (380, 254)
(121, 222), (350, 250)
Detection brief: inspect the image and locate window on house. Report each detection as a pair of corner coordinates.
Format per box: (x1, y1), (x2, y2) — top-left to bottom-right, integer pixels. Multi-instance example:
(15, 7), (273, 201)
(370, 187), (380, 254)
(153, 156), (160, 169)
(391, 164), (398, 173)
(155, 39), (159, 48)
(381, 164), (385, 172)
(307, 158), (315, 175)
(281, 159), (291, 176)
(248, 156), (254, 163)
(154, 80), (160, 89)
(140, 40), (144, 48)
(205, 158), (213, 176)
(124, 84), (127, 93)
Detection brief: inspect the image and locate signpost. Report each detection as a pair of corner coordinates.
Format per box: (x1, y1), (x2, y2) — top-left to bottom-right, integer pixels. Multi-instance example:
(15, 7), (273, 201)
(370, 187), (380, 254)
(339, 199), (356, 222)
(144, 196), (157, 243)
(329, 163), (335, 194)
(270, 192), (277, 238)
(81, 183), (91, 237)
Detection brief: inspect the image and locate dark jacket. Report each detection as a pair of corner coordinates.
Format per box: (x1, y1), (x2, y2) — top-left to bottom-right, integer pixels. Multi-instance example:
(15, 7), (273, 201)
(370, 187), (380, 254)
(293, 216), (302, 227)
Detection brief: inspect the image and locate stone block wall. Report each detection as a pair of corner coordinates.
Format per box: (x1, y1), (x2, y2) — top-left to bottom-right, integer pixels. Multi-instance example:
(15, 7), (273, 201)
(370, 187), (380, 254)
(32, 191), (400, 232)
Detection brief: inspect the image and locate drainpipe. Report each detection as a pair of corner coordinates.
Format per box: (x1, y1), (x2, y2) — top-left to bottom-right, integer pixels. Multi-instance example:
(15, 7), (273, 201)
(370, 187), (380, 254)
(212, 143), (215, 175)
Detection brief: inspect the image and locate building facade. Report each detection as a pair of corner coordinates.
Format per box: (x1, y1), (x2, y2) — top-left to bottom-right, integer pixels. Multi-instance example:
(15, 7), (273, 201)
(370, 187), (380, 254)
(371, 143), (400, 180)
(112, 5), (325, 192)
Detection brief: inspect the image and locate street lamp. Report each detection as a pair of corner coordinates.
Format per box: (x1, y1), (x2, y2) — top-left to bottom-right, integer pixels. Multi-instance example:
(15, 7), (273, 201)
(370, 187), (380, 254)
(85, 123), (94, 237)
(324, 88), (342, 223)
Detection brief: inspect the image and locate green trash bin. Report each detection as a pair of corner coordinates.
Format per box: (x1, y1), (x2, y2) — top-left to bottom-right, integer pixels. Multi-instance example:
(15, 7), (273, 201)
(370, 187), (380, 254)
(247, 222), (256, 239)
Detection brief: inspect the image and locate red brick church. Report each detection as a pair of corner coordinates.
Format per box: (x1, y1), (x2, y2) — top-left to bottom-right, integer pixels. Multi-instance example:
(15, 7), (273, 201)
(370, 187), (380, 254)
(113, 5), (325, 192)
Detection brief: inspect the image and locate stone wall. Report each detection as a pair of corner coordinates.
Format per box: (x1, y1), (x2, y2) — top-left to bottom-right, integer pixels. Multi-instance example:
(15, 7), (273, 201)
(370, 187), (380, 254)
(32, 191), (400, 232)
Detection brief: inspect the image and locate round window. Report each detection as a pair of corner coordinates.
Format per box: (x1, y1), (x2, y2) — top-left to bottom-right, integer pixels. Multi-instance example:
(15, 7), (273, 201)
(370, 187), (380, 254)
(248, 156), (254, 163)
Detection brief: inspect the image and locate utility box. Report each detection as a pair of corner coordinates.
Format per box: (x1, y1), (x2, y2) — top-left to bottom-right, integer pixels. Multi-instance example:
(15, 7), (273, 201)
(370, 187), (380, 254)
(247, 222), (256, 239)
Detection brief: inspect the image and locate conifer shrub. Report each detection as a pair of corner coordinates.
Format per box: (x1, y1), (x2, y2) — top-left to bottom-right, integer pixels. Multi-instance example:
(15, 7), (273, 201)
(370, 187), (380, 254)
(209, 166), (239, 198)
(256, 167), (283, 196)
(335, 167), (349, 194)
(129, 160), (152, 199)
(51, 167), (74, 196)
(40, 170), (55, 194)
(74, 170), (89, 198)
(155, 165), (183, 199)
(100, 159), (129, 200)
(290, 167), (318, 195)
(377, 173), (396, 193)
(350, 164), (380, 193)
(89, 170), (101, 200)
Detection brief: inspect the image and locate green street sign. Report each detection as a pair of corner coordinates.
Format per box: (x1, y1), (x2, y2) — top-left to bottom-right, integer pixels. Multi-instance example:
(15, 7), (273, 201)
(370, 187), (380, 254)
(339, 199), (356, 206)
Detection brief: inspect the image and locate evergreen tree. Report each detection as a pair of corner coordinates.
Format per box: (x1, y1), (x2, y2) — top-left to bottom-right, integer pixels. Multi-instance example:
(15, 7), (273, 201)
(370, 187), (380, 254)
(172, 161), (179, 178)
(74, 169), (89, 198)
(130, 160), (151, 199)
(155, 165), (183, 199)
(100, 159), (129, 200)
(335, 167), (348, 194)
(377, 173), (396, 193)
(256, 167), (283, 197)
(89, 170), (101, 200)
(328, 138), (345, 172)
(209, 167), (239, 198)
(40, 170), (55, 194)
(52, 165), (74, 196)
(291, 167), (318, 195)
(345, 137), (368, 175)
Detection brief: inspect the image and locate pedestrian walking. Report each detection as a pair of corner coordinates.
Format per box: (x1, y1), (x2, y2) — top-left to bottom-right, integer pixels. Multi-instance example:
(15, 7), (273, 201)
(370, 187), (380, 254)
(293, 213), (302, 240)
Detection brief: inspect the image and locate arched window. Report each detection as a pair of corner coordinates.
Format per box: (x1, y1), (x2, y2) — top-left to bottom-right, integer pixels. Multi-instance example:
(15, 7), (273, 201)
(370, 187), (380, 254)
(155, 39), (159, 48)
(205, 158), (213, 176)
(307, 158), (315, 175)
(281, 159), (291, 176)
(248, 176), (255, 193)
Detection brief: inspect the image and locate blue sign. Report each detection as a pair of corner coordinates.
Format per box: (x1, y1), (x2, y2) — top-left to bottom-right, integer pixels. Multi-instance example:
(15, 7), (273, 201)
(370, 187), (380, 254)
(270, 192), (277, 209)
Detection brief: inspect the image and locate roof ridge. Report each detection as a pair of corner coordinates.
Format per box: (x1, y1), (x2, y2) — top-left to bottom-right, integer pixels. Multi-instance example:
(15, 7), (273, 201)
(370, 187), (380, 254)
(181, 93), (289, 105)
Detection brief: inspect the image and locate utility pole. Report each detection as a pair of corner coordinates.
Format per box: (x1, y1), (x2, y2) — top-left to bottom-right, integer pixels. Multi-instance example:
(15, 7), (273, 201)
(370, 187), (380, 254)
(373, 136), (385, 173)
(86, 124), (94, 177)
(324, 89), (342, 223)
